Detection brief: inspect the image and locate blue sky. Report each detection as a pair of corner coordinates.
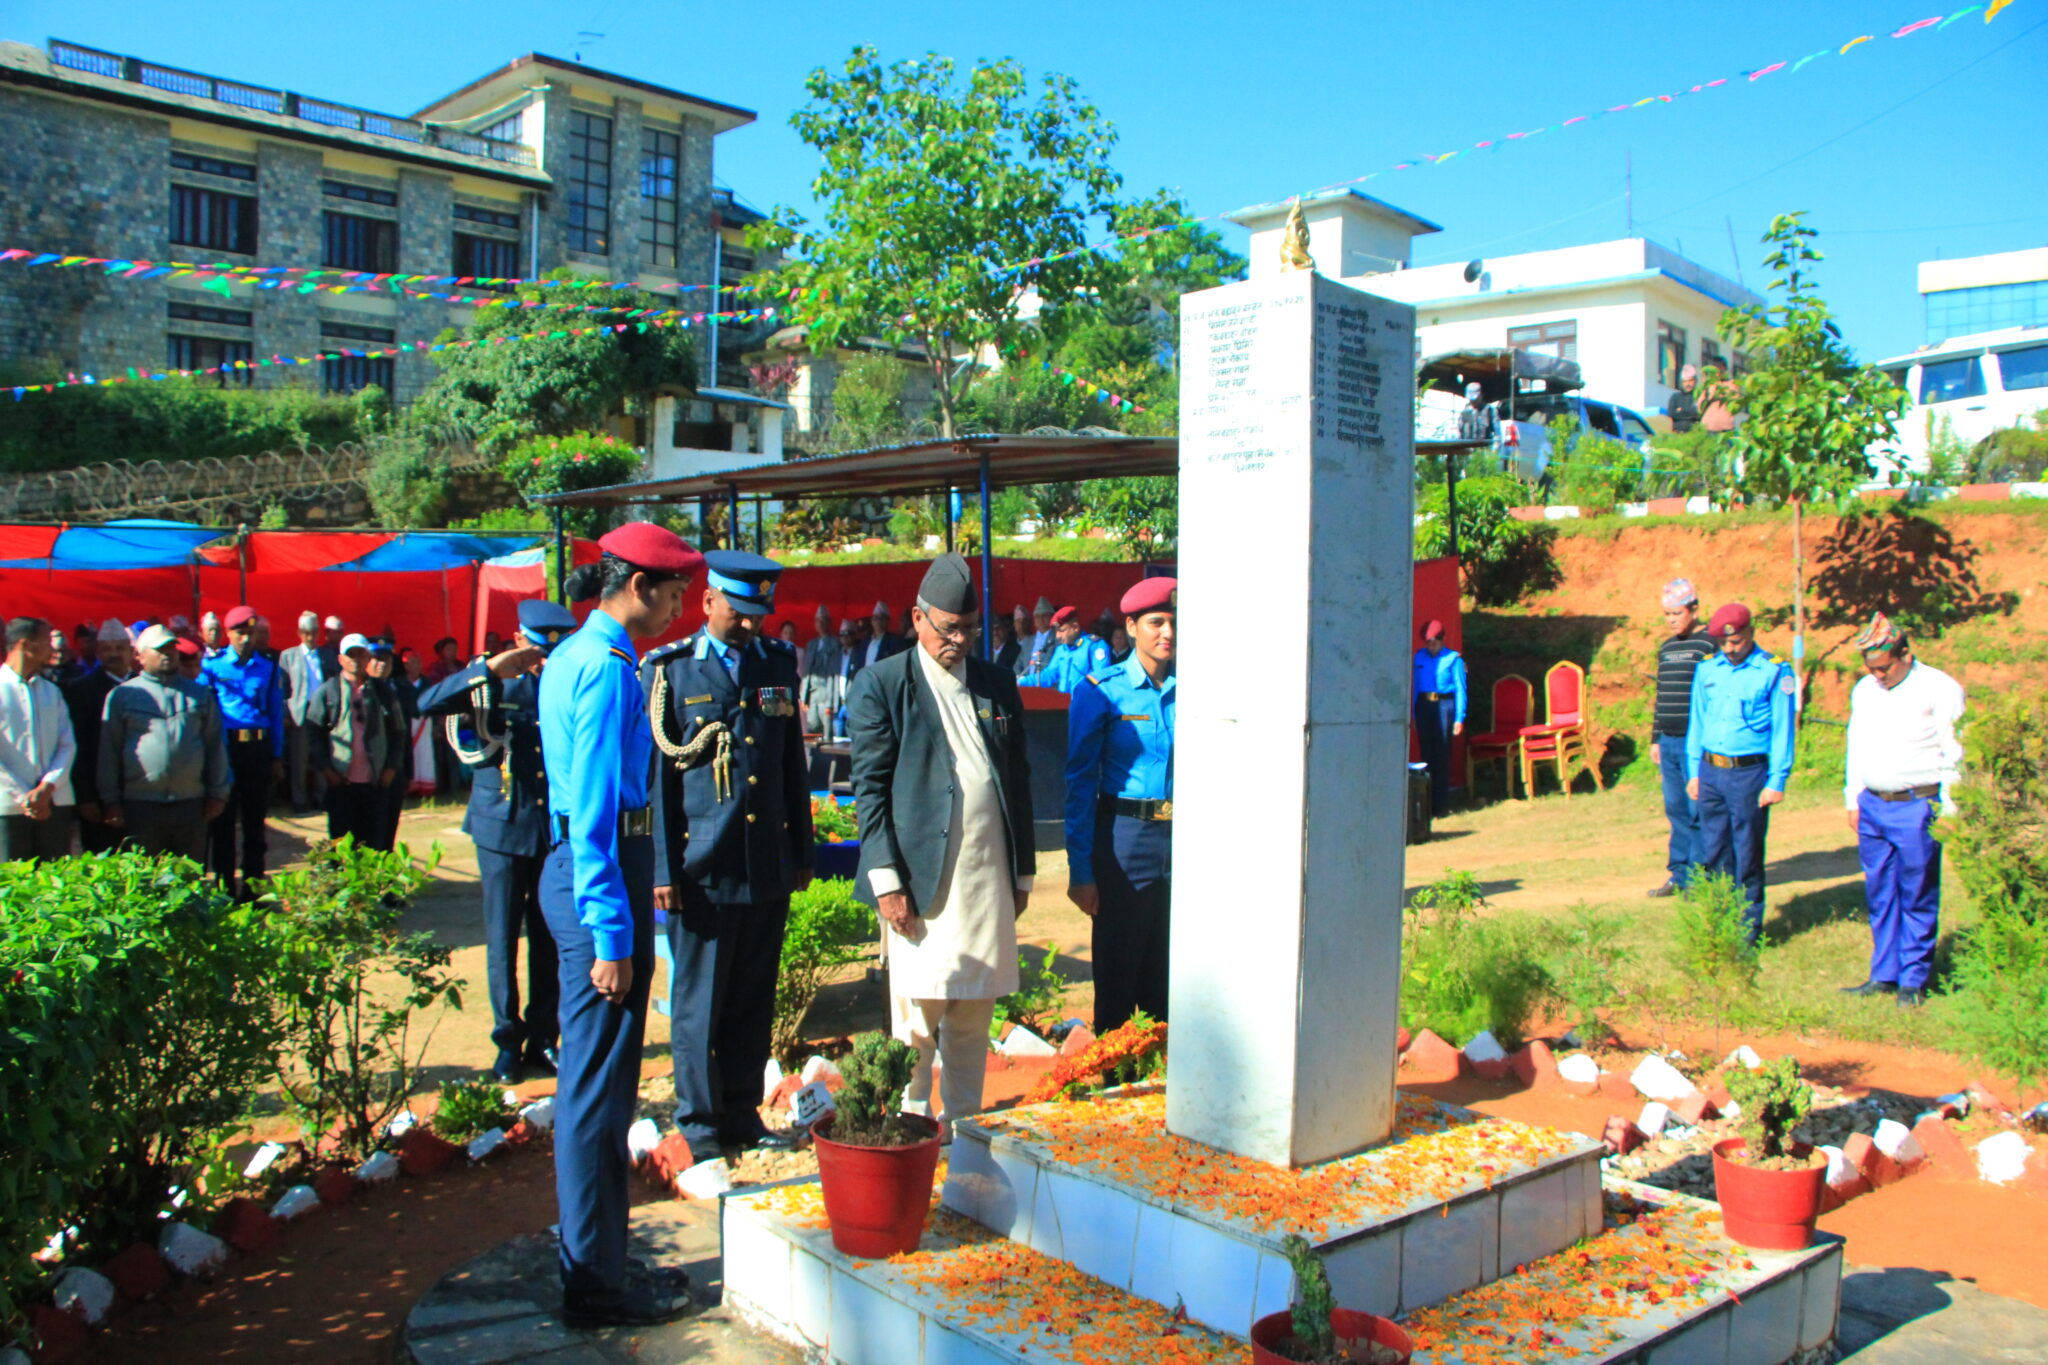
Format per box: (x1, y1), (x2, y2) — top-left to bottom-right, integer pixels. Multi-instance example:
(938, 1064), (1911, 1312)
(10, 0), (2046, 362)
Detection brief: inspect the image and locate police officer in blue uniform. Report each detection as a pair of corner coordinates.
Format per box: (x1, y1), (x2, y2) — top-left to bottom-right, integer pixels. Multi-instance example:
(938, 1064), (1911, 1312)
(1064, 577), (1176, 1033)
(1412, 618), (1468, 816)
(644, 550), (812, 1164)
(1685, 601), (1796, 944)
(537, 523), (701, 1328)
(201, 604), (286, 896)
(1019, 605), (1113, 694)
(418, 599), (576, 1084)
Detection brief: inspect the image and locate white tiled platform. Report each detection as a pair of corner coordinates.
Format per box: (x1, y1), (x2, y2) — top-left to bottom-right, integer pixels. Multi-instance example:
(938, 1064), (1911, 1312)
(720, 1176), (1843, 1365)
(943, 1093), (1607, 1332)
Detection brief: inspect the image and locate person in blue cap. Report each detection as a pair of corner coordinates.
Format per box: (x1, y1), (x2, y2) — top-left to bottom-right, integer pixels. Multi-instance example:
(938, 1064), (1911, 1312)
(1018, 605), (1112, 694)
(1685, 602), (1796, 944)
(1412, 619), (1467, 815)
(1064, 576), (1176, 1033)
(538, 522), (701, 1328)
(418, 598), (578, 1083)
(644, 549), (812, 1167)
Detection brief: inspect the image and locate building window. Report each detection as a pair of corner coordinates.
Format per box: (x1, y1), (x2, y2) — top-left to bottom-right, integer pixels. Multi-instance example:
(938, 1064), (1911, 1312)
(322, 179), (397, 206)
(168, 335), (253, 386)
(323, 212), (399, 272)
(453, 233), (520, 283)
(171, 184), (257, 253)
(454, 202), (520, 230)
(320, 323), (397, 394)
(1699, 339), (1726, 374)
(1926, 280), (2048, 341)
(1656, 321), (1687, 387)
(479, 111), (525, 144)
(1506, 319), (1578, 362)
(167, 301), (253, 327)
(640, 127), (681, 268)
(566, 111), (612, 254)
(170, 150), (255, 181)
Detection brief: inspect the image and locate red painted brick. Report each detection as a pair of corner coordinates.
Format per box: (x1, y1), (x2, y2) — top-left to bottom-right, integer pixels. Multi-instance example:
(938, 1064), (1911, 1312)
(397, 1129), (461, 1177)
(1398, 1029), (1467, 1083)
(102, 1241), (170, 1300)
(1395, 1027), (1411, 1054)
(1912, 1115), (1973, 1178)
(313, 1167), (358, 1206)
(1958, 483), (2011, 503)
(216, 1197), (281, 1254)
(1059, 1026), (1097, 1057)
(1471, 1056), (1514, 1081)
(1602, 1117), (1647, 1155)
(1703, 1078), (1734, 1112)
(1647, 497), (1688, 516)
(1672, 1092), (1720, 1126)
(1597, 1072), (1639, 1103)
(1510, 1040), (1558, 1088)
(646, 1133), (696, 1187)
(766, 1074), (805, 1110)
(1845, 1132), (1904, 1189)
(27, 1303), (88, 1365)
(1966, 1079), (2016, 1120)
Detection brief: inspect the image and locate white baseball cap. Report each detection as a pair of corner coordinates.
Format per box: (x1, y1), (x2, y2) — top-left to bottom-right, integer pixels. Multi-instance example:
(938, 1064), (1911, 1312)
(324, 615), (344, 631)
(338, 632), (371, 655)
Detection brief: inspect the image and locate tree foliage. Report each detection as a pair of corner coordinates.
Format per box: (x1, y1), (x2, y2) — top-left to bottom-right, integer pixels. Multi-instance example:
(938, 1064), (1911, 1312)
(501, 431), (643, 538)
(1413, 472), (1562, 606)
(0, 377), (383, 473)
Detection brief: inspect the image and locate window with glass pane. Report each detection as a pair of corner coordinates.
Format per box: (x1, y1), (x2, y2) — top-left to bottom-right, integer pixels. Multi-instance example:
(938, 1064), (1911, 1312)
(640, 127), (680, 267)
(453, 233), (520, 285)
(1656, 321), (1687, 387)
(1919, 355), (1986, 404)
(323, 212), (398, 272)
(1700, 339), (1725, 373)
(323, 354), (394, 394)
(1996, 345), (2048, 393)
(167, 334), (253, 385)
(1507, 319), (1578, 361)
(567, 111), (612, 253)
(170, 185), (257, 252)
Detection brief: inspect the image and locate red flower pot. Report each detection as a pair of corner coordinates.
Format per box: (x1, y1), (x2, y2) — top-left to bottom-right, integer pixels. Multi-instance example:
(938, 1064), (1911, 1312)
(1249, 1308), (1412, 1364)
(811, 1112), (942, 1259)
(1711, 1138), (1826, 1251)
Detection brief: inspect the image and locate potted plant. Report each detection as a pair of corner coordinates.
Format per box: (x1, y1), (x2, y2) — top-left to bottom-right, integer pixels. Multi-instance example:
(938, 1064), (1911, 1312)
(1249, 1235), (1411, 1364)
(1710, 1055), (1826, 1250)
(810, 1032), (942, 1258)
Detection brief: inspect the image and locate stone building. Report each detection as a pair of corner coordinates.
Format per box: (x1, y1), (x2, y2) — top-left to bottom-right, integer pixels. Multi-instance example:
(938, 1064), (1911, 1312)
(0, 39), (755, 404)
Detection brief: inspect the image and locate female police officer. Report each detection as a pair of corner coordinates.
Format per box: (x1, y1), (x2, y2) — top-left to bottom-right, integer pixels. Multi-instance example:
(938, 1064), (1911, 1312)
(538, 523), (701, 1327)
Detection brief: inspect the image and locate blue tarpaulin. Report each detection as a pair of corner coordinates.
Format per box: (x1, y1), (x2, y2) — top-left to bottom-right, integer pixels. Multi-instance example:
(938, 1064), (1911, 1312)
(0, 519), (223, 570)
(322, 534), (541, 572)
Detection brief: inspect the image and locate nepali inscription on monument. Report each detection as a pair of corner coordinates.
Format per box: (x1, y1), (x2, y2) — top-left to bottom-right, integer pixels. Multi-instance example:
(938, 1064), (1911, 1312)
(1171, 271), (1418, 1167)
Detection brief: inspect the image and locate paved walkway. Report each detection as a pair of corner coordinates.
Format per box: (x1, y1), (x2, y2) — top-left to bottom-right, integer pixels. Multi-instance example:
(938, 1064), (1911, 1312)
(1839, 1265), (2048, 1363)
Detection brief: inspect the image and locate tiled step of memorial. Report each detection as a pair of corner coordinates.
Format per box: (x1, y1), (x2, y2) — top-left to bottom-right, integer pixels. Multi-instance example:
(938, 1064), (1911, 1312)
(720, 1166), (1842, 1365)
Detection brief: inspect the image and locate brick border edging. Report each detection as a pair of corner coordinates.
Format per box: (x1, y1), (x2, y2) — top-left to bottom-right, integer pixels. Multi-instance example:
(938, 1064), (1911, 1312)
(1506, 482), (2048, 522)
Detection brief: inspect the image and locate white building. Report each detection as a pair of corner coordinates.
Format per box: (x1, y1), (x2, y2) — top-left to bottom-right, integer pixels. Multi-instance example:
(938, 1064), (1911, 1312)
(1226, 192), (1764, 426)
(1919, 245), (2048, 343)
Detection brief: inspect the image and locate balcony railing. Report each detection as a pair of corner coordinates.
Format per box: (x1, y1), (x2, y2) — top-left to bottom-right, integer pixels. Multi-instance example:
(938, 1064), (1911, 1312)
(49, 39), (538, 169)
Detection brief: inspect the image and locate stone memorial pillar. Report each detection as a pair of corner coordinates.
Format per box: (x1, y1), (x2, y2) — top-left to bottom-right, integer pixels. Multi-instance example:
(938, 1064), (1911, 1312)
(1168, 269), (1417, 1167)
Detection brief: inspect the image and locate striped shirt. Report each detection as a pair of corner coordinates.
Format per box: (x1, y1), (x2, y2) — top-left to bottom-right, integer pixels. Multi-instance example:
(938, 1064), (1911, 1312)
(1655, 632), (1716, 737)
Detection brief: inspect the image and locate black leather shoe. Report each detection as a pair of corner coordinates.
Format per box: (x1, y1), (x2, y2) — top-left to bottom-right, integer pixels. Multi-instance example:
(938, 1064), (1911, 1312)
(522, 1046), (558, 1078)
(561, 1277), (692, 1329)
(490, 1049), (522, 1084)
(724, 1124), (800, 1153)
(1896, 987), (1927, 1008)
(1839, 980), (1897, 997)
(1646, 882), (1678, 899)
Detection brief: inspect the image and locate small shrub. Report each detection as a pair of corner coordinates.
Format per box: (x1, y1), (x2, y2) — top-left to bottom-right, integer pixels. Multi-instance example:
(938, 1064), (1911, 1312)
(433, 1078), (517, 1142)
(501, 431), (643, 538)
(364, 429), (454, 528)
(1413, 473), (1562, 606)
(1670, 871), (1761, 1042)
(773, 877), (872, 1064)
(991, 944), (1067, 1041)
(831, 1032), (919, 1146)
(1401, 871), (1554, 1048)
(1282, 1234), (1336, 1359)
(1722, 1056), (1813, 1161)
(1546, 904), (1634, 1043)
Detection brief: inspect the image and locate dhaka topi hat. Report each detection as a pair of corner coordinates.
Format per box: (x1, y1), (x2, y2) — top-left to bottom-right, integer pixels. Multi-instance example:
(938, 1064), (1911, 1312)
(1853, 611), (1903, 653)
(597, 522), (704, 576)
(96, 617), (128, 644)
(518, 598), (577, 652)
(917, 552), (977, 616)
(1661, 578), (1698, 611)
(1120, 577), (1177, 617)
(1707, 602), (1753, 638)
(222, 605), (257, 630)
(703, 549), (781, 616)
(1034, 596), (1055, 615)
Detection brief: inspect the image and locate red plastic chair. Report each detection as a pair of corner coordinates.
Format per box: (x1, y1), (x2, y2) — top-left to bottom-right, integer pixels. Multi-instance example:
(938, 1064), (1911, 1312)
(1465, 674), (1533, 799)
(1518, 661), (1590, 798)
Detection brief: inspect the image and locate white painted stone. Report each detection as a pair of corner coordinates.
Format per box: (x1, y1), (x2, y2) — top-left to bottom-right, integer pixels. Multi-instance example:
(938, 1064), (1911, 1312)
(1975, 1130), (2030, 1185)
(1872, 1118), (1925, 1165)
(1462, 1030), (1507, 1064)
(518, 1097), (555, 1131)
(997, 1025), (1055, 1057)
(1630, 1053), (1698, 1102)
(1544, 505), (1581, 520)
(386, 1109), (418, 1138)
(1724, 1044), (1763, 1070)
(2012, 482), (2048, 499)
(1170, 270), (1416, 1166)
(501, 1088), (519, 1109)
(158, 1222), (228, 1278)
(1557, 1052), (1603, 1086)
(762, 1057), (784, 1103)
(1639, 1101), (1674, 1137)
(626, 1118), (662, 1162)
(1685, 495), (1714, 514)
(799, 1055), (841, 1086)
(243, 1141), (286, 1180)
(467, 1128), (508, 1162)
(270, 1185), (320, 1221)
(355, 1150), (401, 1184)
(678, 1157), (734, 1201)
(52, 1265), (116, 1325)
(1623, 502), (1650, 517)
(1820, 1145), (1858, 1190)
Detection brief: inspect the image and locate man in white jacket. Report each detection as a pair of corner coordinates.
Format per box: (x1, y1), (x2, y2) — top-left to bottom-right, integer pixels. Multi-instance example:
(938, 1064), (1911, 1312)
(0, 616), (77, 862)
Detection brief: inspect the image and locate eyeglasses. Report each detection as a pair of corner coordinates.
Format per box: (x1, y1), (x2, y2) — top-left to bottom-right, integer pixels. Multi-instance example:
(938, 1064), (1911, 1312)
(922, 616), (981, 644)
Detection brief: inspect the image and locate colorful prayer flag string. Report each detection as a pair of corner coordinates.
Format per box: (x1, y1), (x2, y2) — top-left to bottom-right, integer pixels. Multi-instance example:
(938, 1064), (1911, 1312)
(1040, 360), (1146, 414)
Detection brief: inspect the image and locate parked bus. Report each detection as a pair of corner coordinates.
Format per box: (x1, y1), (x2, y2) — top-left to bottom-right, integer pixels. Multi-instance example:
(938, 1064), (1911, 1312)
(1873, 325), (2048, 477)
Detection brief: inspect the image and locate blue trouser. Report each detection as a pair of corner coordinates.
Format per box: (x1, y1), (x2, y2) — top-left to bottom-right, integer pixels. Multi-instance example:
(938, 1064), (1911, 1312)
(1857, 790), (1942, 991)
(1415, 696), (1457, 813)
(1091, 811), (1172, 1035)
(666, 893), (789, 1161)
(1657, 738), (1702, 888)
(539, 834), (656, 1300)
(477, 844), (559, 1057)
(1696, 759), (1770, 941)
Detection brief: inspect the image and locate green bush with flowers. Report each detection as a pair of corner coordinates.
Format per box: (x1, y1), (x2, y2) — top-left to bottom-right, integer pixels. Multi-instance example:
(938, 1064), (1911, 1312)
(502, 432), (643, 537)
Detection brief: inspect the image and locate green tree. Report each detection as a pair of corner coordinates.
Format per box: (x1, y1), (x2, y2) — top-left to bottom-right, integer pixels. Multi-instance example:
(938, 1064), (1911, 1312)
(1413, 472), (1561, 606)
(415, 269), (696, 454)
(828, 352), (916, 449)
(1711, 214), (1907, 697)
(749, 48), (1125, 437)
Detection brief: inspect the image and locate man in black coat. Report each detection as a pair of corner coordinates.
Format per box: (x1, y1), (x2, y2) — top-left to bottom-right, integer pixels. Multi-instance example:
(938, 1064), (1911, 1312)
(645, 550), (812, 1165)
(64, 619), (137, 853)
(846, 554), (1035, 1134)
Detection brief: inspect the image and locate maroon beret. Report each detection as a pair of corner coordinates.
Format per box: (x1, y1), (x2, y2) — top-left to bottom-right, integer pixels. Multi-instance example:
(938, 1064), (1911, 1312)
(1120, 577), (1177, 617)
(1050, 605), (1079, 626)
(598, 523), (704, 575)
(1421, 618), (1446, 641)
(172, 636), (202, 657)
(222, 605), (257, 630)
(1707, 602), (1753, 637)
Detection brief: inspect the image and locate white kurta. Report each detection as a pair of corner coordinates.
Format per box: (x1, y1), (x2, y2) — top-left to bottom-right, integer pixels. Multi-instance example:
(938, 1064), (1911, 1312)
(882, 646), (1021, 1010)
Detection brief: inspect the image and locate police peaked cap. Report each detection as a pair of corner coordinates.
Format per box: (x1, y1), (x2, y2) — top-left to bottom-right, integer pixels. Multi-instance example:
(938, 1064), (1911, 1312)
(705, 549), (783, 616)
(518, 598), (579, 652)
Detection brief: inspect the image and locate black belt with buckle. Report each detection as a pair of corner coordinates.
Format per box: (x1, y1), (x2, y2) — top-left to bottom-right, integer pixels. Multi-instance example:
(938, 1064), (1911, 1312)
(227, 727), (269, 742)
(1869, 784), (1940, 803)
(1105, 796), (1173, 822)
(553, 807), (654, 841)
(1417, 692), (1451, 702)
(1704, 751), (1767, 769)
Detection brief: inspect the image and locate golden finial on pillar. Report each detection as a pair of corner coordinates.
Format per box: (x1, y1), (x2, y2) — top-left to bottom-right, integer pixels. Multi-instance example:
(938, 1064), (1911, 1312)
(1278, 199), (1316, 273)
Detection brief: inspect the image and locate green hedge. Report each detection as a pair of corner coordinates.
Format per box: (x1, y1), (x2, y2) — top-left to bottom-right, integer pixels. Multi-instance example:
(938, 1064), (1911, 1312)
(0, 378), (383, 474)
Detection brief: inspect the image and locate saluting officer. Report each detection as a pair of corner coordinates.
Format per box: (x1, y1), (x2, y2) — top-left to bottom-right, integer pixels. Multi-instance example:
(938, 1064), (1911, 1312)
(1685, 602), (1796, 944)
(537, 523), (701, 1329)
(418, 599), (576, 1084)
(644, 550), (812, 1167)
(1064, 577), (1176, 1033)
(1019, 605), (1113, 694)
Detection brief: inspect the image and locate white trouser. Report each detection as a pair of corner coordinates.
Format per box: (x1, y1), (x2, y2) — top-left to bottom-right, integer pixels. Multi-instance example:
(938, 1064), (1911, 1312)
(895, 996), (996, 1134)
